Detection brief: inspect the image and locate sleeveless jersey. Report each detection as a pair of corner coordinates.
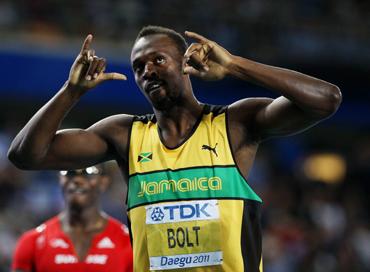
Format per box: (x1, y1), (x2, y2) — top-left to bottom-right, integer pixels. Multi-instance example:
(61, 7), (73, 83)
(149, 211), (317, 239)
(12, 216), (133, 272)
(127, 104), (263, 272)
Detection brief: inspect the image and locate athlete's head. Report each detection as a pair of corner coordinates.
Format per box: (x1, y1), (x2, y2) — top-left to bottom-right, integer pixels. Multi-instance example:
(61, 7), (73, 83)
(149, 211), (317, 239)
(136, 26), (188, 56)
(131, 26), (191, 110)
(59, 164), (110, 210)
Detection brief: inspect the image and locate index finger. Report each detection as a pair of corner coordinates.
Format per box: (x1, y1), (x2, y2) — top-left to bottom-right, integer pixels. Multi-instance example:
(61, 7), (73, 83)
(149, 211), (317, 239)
(80, 34), (93, 53)
(185, 31), (208, 43)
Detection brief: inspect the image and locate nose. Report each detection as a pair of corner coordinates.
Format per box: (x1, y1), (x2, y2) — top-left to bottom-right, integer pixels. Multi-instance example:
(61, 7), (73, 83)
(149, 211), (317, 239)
(143, 62), (158, 80)
(67, 175), (88, 185)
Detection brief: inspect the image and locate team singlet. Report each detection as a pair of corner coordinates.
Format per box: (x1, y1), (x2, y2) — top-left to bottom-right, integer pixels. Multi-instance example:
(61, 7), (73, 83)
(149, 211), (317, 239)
(127, 104), (263, 272)
(12, 216), (133, 272)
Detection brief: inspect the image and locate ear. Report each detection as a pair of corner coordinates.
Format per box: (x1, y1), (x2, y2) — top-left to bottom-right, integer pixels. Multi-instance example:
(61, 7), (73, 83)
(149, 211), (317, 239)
(182, 56), (190, 75)
(98, 176), (111, 192)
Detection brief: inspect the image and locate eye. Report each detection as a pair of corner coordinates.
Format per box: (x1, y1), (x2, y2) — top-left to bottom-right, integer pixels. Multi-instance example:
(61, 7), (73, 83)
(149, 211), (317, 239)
(134, 64), (143, 74)
(155, 56), (166, 64)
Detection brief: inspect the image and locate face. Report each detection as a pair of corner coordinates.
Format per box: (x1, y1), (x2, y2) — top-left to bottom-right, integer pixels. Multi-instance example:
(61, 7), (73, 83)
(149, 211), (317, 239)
(59, 166), (108, 209)
(131, 34), (188, 110)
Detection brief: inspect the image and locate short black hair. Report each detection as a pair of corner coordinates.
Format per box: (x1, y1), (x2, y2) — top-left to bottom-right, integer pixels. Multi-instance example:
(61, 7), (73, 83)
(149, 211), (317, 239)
(135, 25), (188, 55)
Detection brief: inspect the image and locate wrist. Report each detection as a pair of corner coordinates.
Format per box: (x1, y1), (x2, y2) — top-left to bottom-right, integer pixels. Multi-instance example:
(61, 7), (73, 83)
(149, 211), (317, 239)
(63, 81), (87, 100)
(224, 54), (241, 76)
(225, 55), (254, 79)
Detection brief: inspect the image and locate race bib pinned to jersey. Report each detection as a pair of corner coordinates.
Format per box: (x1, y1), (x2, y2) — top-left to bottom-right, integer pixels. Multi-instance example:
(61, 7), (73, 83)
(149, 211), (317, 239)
(145, 200), (223, 270)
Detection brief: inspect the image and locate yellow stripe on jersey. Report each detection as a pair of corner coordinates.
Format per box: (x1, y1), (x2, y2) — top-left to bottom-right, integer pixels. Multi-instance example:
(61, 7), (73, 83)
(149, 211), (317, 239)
(129, 111), (234, 176)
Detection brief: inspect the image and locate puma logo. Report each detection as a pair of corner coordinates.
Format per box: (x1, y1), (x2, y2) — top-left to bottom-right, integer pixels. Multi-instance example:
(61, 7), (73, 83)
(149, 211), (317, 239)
(202, 143), (218, 157)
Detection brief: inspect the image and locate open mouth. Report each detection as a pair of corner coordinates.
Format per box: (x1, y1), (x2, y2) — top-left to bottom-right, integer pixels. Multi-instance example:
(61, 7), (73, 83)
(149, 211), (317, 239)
(145, 80), (164, 94)
(67, 188), (88, 195)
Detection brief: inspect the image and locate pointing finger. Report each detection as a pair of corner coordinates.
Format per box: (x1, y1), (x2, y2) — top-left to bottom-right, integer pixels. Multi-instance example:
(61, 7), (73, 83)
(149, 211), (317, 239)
(86, 56), (99, 80)
(184, 43), (202, 59)
(80, 34), (93, 54)
(86, 49), (95, 61)
(185, 31), (208, 43)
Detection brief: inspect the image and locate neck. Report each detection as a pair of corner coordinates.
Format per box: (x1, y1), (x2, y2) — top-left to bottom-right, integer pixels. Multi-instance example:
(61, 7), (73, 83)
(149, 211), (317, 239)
(157, 94), (201, 117)
(155, 78), (201, 121)
(60, 205), (106, 232)
(154, 98), (204, 148)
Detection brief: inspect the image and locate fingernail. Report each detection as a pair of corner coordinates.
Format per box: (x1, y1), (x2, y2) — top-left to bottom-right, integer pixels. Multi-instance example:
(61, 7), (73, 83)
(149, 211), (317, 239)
(86, 75), (91, 80)
(93, 73), (98, 79)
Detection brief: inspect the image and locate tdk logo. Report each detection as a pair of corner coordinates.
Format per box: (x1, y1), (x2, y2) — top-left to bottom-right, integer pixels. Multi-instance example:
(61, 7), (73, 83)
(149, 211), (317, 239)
(151, 207), (165, 221)
(165, 203), (210, 220)
(146, 200), (219, 224)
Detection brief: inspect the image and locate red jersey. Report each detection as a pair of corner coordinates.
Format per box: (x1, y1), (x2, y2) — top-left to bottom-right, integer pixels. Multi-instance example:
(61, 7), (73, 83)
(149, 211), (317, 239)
(12, 216), (133, 272)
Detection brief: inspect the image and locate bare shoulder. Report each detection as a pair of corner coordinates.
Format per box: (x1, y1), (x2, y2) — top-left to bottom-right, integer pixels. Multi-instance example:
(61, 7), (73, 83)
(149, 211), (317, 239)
(228, 97), (273, 122)
(88, 114), (134, 134)
(87, 114), (134, 156)
(226, 98), (274, 178)
(228, 97), (273, 138)
(226, 97), (272, 149)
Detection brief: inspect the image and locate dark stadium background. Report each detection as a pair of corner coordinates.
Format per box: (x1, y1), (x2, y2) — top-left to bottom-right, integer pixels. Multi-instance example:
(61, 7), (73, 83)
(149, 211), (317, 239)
(0, 1), (369, 271)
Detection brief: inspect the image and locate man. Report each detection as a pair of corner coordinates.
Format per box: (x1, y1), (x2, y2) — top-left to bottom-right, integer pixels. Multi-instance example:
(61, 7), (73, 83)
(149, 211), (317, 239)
(8, 26), (341, 271)
(11, 164), (133, 272)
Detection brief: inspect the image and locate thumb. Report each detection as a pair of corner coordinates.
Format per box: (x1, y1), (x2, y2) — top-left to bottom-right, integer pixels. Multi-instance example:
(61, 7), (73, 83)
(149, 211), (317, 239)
(99, 72), (127, 82)
(183, 66), (203, 77)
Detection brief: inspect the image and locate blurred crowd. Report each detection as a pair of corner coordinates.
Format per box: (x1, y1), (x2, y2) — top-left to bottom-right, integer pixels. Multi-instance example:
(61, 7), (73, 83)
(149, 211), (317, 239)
(0, 120), (369, 272)
(0, 0), (369, 64)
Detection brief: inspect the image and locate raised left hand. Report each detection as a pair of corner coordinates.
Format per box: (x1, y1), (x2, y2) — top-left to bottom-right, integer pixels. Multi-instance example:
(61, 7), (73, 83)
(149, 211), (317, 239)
(183, 31), (233, 81)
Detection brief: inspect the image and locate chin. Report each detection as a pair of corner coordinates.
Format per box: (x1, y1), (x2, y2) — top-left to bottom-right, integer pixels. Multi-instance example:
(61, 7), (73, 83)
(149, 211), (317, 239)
(68, 198), (89, 210)
(152, 100), (171, 111)
(151, 94), (182, 111)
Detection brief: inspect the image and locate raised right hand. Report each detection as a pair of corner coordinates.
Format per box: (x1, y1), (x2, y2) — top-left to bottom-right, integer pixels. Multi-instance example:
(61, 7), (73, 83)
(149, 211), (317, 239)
(68, 34), (127, 92)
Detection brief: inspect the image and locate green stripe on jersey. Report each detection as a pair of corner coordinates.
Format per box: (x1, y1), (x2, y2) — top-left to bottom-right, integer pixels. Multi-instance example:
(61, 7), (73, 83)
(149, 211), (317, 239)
(128, 166), (262, 208)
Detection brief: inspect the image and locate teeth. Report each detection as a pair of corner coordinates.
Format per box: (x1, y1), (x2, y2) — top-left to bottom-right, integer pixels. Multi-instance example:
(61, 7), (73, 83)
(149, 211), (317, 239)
(149, 84), (160, 90)
(69, 188), (85, 194)
(147, 82), (162, 92)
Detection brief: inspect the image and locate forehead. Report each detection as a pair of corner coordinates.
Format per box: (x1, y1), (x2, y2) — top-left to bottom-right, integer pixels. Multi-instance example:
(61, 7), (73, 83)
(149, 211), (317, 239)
(131, 34), (179, 63)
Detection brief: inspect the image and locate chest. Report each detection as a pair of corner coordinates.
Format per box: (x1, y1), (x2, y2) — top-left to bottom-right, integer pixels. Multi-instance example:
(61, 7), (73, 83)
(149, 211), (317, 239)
(68, 232), (94, 260)
(130, 116), (233, 172)
(34, 232), (125, 272)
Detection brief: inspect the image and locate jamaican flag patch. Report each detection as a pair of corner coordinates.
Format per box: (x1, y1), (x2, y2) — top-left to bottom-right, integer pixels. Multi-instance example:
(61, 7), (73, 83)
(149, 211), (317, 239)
(138, 152), (153, 163)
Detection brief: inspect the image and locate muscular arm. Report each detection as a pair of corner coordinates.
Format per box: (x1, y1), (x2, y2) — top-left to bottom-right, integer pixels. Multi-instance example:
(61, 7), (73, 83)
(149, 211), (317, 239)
(184, 31), (341, 178)
(8, 83), (103, 169)
(8, 85), (133, 170)
(184, 31), (342, 142)
(227, 57), (341, 141)
(8, 35), (128, 170)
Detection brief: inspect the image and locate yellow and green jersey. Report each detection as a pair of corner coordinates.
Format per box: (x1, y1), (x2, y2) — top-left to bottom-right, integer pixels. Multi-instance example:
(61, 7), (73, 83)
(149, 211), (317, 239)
(127, 105), (263, 272)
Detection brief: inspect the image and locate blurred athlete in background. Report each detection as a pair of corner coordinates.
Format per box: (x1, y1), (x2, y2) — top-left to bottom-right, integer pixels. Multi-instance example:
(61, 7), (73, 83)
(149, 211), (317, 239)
(12, 164), (133, 272)
(8, 26), (341, 271)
